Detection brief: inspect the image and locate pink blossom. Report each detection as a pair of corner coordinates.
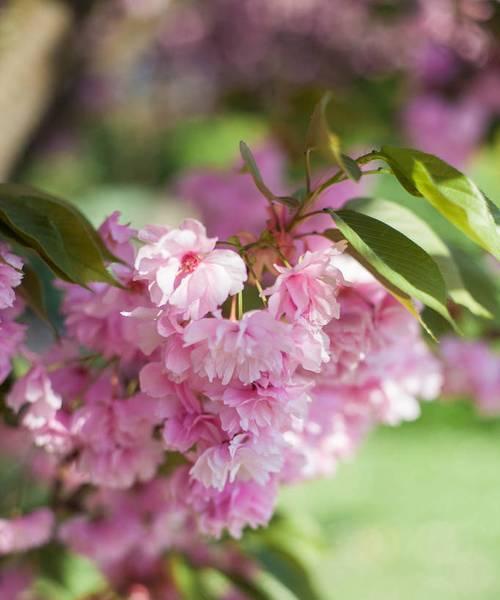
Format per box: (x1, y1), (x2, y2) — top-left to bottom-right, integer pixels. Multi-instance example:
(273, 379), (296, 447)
(0, 242), (23, 310)
(441, 338), (500, 414)
(402, 94), (487, 166)
(134, 218), (247, 319)
(98, 210), (137, 265)
(41, 341), (90, 399)
(265, 245), (346, 326)
(184, 311), (294, 385)
(178, 142), (287, 238)
(0, 508), (54, 555)
(7, 365), (62, 430)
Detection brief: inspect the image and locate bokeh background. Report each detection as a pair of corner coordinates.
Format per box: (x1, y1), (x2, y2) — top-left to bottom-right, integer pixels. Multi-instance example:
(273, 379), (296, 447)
(1, 1), (500, 598)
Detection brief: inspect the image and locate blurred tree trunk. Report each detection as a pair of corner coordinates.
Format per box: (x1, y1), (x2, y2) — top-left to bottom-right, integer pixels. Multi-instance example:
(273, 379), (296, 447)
(0, 0), (73, 180)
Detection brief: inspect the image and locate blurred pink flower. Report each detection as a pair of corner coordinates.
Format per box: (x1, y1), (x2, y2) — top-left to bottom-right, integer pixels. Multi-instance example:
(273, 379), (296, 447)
(178, 143), (287, 239)
(441, 338), (500, 414)
(0, 508), (54, 555)
(402, 94), (487, 165)
(0, 242), (23, 310)
(7, 365), (62, 431)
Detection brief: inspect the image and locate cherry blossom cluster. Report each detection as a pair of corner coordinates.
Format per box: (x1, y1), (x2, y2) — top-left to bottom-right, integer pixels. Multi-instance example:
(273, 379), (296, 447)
(0, 189), (444, 593)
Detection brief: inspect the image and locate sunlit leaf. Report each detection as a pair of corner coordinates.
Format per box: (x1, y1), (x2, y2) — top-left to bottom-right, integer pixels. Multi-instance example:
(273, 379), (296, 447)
(306, 94), (362, 182)
(349, 198), (493, 319)
(324, 209), (457, 332)
(224, 571), (276, 600)
(169, 554), (218, 600)
(242, 514), (324, 600)
(451, 247), (500, 322)
(379, 147), (500, 258)
(34, 544), (107, 600)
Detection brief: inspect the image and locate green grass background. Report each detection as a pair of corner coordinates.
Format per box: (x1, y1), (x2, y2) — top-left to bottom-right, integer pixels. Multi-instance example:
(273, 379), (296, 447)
(280, 401), (500, 600)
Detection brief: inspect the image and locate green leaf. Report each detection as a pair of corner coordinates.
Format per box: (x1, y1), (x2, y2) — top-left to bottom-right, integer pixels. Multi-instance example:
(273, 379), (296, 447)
(325, 227), (433, 336)
(239, 141), (276, 203)
(34, 544), (107, 600)
(451, 247), (500, 322)
(306, 94), (362, 182)
(224, 571), (276, 600)
(0, 184), (119, 286)
(420, 307), (455, 339)
(169, 554), (218, 600)
(349, 198), (492, 319)
(324, 209), (457, 332)
(17, 263), (54, 327)
(484, 193), (500, 226)
(339, 152), (363, 182)
(242, 514), (324, 600)
(251, 572), (301, 600)
(379, 147), (500, 258)
(249, 544), (321, 600)
(239, 141), (298, 208)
